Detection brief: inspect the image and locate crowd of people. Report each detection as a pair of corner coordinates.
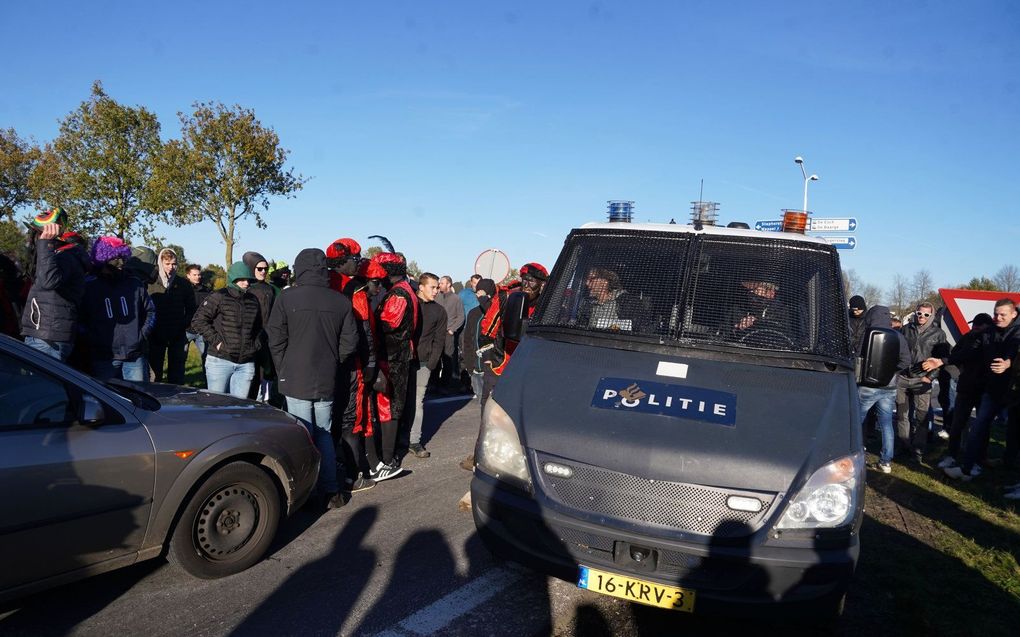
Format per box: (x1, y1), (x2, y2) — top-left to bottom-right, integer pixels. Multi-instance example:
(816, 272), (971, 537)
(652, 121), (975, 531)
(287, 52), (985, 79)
(0, 208), (549, 510)
(848, 294), (1020, 499)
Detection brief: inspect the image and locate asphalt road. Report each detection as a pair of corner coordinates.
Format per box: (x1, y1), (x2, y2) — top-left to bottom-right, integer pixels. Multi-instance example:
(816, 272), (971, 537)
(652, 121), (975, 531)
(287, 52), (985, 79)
(0, 394), (838, 637)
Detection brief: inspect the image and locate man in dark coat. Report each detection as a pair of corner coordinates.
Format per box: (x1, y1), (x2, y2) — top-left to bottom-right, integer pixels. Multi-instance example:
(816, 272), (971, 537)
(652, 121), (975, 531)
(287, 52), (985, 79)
(185, 264), (212, 362)
(848, 295), (867, 357)
(21, 212), (91, 362)
(400, 272), (447, 460)
(461, 278), (498, 401)
(147, 248), (196, 384)
(896, 302), (947, 461)
(267, 248), (357, 509)
(242, 250), (277, 401)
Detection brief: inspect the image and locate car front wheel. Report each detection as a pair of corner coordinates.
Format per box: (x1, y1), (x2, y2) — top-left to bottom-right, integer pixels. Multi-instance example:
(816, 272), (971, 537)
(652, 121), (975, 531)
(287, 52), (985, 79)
(168, 462), (281, 579)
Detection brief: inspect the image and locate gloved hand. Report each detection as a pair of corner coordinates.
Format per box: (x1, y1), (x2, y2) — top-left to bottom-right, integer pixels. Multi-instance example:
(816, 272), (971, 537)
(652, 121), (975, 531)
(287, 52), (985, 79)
(362, 364), (378, 385)
(372, 369), (388, 394)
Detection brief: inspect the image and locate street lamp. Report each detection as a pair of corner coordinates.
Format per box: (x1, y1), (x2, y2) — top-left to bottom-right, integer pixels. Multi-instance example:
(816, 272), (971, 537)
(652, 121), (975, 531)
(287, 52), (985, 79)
(794, 156), (819, 214)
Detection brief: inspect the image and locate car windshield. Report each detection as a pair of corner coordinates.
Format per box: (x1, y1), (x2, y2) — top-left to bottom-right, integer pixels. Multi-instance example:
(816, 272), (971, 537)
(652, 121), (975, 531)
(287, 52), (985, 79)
(531, 228), (851, 361)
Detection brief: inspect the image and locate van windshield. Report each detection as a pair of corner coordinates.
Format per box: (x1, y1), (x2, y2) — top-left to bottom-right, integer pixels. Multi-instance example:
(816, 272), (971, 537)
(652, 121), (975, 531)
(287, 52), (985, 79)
(531, 229), (851, 361)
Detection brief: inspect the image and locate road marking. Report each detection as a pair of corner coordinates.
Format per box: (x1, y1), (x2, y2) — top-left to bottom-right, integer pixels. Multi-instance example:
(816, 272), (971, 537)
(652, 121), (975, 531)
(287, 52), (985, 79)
(373, 566), (526, 636)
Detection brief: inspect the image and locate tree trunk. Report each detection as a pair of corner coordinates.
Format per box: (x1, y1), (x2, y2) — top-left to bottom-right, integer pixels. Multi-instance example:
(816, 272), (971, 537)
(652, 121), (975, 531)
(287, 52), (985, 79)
(224, 207), (237, 266)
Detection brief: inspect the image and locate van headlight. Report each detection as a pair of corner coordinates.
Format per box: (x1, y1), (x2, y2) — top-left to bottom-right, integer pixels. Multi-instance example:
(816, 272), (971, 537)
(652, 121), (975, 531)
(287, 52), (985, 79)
(776, 452), (864, 529)
(475, 398), (532, 492)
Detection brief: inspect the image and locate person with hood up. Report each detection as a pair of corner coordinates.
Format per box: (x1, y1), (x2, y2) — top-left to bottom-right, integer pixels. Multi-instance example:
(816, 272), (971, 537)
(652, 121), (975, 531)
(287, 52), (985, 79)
(147, 247), (196, 384)
(267, 248), (358, 510)
(848, 295), (868, 357)
(190, 262), (263, 398)
(241, 250), (277, 402)
(80, 237), (156, 381)
(460, 278), (498, 402)
(856, 305), (910, 473)
(20, 209), (91, 362)
(895, 302), (947, 462)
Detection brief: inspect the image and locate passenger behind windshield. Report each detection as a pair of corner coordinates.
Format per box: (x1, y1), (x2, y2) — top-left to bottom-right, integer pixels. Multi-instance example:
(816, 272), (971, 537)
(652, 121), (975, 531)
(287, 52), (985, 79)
(578, 267), (651, 332)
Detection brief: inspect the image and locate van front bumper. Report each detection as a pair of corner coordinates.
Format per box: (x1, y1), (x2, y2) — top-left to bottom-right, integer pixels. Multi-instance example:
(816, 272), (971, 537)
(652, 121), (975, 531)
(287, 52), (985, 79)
(471, 470), (858, 614)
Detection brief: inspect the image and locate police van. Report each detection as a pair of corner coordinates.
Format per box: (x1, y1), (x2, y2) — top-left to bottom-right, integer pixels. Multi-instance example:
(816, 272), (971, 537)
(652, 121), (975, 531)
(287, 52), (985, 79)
(470, 210), (898, 619)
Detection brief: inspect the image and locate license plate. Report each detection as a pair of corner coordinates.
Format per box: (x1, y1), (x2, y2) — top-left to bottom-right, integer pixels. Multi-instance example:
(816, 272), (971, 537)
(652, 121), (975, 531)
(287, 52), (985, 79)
(577, 565), (696, 612)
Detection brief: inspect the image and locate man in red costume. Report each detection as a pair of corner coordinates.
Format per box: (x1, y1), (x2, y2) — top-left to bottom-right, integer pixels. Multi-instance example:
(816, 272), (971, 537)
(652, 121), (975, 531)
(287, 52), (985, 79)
(327, 238), (382, 492)
(371, 252), (418, 481)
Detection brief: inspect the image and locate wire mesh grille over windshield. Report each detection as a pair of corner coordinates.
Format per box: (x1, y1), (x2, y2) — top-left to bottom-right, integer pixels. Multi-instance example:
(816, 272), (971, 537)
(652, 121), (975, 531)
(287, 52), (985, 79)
(532, 229), (850, 360)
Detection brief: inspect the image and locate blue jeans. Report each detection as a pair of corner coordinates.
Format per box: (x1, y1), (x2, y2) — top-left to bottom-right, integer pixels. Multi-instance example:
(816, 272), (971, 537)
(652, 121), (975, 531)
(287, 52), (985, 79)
(960, 393), (1005, 473)
(24, 336), (74, 362)
(205, 355), (255, 399)
(285, 396), (338, 494)
(860, 386), (895, 464)
(93, 357), (148, 382)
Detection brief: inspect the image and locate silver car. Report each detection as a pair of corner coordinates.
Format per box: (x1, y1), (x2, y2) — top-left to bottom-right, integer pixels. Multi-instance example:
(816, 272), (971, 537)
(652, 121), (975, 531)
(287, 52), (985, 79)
(0, 334), (319, 601)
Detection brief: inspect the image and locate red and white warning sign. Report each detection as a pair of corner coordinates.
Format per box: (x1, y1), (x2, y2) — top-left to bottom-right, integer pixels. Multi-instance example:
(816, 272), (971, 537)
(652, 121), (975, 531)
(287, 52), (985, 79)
(939, 288), (1020, 337)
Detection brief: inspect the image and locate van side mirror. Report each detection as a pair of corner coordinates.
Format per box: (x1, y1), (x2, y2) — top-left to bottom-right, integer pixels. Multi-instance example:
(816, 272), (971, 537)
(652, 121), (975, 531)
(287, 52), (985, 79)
(81, 394), (106, 425)
(858, 328), (900, 388)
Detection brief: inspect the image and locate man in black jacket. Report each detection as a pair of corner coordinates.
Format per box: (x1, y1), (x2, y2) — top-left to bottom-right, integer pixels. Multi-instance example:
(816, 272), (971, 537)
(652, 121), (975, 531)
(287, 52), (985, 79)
(267, 248), (357, 509)
(400, 272), (447, 460)
(148, 248), (196, 384)
(461, 278), (498, 400)
(896, 302), (948, 461)
(848, 295), (867, 357)
(242, 250), (277, 401)
(184, 264), (212, 362)
(931, 299), (1020, 480)
(21, 213), (90, 362)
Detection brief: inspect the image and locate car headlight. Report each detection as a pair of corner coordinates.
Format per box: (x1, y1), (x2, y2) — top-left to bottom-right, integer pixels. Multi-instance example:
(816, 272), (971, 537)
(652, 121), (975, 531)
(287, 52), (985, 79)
(475, 398), (532, 491)
(776, 452), (864, 529)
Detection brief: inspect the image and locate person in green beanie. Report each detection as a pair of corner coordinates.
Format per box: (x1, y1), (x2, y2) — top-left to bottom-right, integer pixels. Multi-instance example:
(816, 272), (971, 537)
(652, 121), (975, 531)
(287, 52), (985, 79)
(189, 262), (263, 398)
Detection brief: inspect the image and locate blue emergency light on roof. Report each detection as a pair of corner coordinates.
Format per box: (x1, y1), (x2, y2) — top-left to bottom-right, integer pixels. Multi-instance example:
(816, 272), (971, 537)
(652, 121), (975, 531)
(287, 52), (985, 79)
(607, 200), (634, 223)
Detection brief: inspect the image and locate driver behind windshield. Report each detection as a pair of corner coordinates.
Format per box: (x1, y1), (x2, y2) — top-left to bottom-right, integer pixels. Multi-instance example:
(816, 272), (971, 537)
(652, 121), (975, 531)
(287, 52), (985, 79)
(726, 278), (792, 340)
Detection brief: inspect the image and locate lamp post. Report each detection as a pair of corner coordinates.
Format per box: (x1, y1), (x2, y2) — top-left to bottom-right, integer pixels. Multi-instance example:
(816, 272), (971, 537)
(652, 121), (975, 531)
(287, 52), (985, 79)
(793, 156), (819, 214)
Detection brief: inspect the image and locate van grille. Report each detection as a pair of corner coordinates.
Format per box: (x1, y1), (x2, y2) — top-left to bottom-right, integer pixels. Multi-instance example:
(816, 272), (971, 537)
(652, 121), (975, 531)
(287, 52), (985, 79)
(535, 452), (776, 537)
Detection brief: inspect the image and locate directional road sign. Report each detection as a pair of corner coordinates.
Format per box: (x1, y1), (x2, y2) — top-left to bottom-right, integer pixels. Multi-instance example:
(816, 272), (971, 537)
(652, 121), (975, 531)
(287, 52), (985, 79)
(810, 217), (858, 232)
(816, 236), (857, 250)
(754, 220), (784, 232)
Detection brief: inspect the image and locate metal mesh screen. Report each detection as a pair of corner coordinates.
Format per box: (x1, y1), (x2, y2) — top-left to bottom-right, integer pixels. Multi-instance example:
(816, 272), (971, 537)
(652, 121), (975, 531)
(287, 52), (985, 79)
(533, 229), (851, 360)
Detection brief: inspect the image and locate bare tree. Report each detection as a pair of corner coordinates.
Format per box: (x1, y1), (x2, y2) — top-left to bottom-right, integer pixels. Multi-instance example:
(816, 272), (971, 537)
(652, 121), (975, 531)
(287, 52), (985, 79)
(911, 269), (937, 307)
(888, 273), (910, 319)
(994, 264), (1019, 292)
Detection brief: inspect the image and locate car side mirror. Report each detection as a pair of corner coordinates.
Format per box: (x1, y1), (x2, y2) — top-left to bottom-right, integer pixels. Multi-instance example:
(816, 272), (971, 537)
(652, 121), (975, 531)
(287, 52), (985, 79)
(858, 328), (900, 388)
(81, 394), (106, 425)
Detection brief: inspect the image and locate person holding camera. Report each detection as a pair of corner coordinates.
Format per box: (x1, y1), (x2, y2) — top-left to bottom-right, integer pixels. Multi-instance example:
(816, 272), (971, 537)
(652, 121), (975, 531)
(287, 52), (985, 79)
(20, 209), (90, 362)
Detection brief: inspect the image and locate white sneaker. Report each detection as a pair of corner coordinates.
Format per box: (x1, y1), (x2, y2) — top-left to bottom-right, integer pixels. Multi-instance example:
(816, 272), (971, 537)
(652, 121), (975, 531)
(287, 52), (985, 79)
(937, 456), (957, 469)
(1005, 488), (1020, 500)
(936, 429), (950, 440)
(372, 461), (406, 482)
(877, 462), (892, 474)
(943, 466), (973, 481)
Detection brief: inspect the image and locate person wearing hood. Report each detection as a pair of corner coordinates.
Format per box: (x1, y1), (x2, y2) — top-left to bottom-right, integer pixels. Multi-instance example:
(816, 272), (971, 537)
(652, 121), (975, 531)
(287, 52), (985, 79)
(241, 250), (277, 402)
(460, 278), (498, 401)
(267, 248), (357, 509)
(190, 262), (263, 398)
(856, 305), (910, 473)
(848, 295), (867, 357)
(81, 236), (155, 381)
(147, 247), (196, 384)
(894, 301), (948, 462)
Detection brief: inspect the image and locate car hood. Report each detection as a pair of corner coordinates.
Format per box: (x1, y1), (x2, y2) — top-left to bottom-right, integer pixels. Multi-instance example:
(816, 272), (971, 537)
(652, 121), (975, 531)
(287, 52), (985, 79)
(131, 384), (302, 439)
(493, 337), (857, 494)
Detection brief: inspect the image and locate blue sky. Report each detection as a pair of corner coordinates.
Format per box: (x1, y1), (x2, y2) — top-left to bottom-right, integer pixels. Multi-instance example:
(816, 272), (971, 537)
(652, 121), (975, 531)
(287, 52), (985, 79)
(3, 1), (1018, 296)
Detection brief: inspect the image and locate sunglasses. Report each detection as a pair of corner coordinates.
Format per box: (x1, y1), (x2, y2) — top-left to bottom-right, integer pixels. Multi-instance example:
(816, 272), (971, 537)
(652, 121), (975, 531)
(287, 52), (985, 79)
(916, 311), (931, 318)
(255, 266), (269, 272)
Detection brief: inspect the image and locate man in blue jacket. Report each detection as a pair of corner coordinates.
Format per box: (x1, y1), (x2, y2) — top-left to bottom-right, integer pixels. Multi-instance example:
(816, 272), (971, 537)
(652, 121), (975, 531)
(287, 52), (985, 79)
(81, 236), (156, 381)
